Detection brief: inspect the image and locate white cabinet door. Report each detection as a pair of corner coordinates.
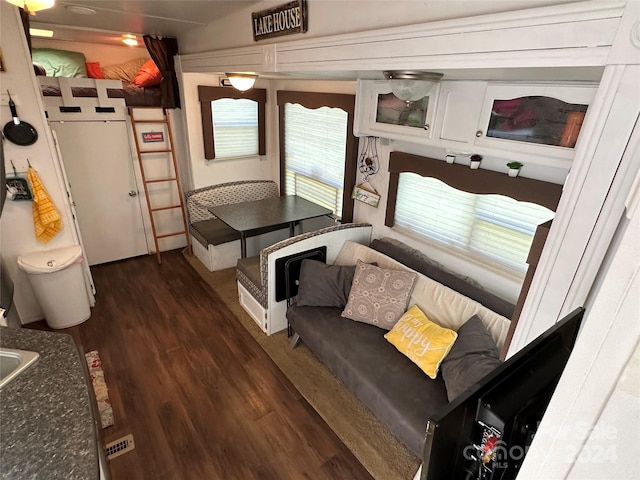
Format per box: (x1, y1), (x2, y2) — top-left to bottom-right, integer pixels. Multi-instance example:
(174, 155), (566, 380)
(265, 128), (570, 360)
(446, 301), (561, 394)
(354, 80), (439, 141)
(51, 121), (148, 265)
(435, 81), (487, 145)
(474, 83), (597, 159)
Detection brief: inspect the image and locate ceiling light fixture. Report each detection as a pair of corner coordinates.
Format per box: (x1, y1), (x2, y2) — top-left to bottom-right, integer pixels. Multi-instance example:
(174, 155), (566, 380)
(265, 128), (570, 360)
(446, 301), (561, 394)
(225, 73), (257, 92)
(383, 70), (443, 102)
(5, 0), (55, 15)
(122, 34), (138, 47)
(29, 27), (54, 37)
(65, 4), (95, 15)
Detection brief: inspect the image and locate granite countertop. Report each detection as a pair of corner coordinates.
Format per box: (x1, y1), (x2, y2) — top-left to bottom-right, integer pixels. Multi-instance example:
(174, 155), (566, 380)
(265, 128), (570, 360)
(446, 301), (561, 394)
(0, 327), (98, 480)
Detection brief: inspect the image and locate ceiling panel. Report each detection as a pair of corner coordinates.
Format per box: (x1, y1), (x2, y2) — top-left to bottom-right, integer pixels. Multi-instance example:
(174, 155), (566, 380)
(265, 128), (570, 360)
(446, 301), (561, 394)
(29, 0), (261, 45)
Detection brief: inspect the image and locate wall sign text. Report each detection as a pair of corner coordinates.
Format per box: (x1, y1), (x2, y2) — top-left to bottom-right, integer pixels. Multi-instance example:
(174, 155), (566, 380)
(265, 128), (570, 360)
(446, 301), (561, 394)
(142, 132), (164, 143)
(252, 0), (307, 41)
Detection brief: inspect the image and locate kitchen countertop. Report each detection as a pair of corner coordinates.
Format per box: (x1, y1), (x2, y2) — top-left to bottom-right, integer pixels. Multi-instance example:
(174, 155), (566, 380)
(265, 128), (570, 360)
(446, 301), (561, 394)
(0, 326), (98, 479)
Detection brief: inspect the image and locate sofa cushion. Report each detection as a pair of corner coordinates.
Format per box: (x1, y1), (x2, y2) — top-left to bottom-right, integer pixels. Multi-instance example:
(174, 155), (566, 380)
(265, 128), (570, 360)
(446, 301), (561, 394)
(342, 261), (417, 330)
(296, 260), (356, 308)
(384, 305), (458, 379)
(190, 219), (241, 246)
(369, 238), (515, 319)
(441, 315), (502, 402)
(287, 304), (449, 457)
(334, 241), (511, 350)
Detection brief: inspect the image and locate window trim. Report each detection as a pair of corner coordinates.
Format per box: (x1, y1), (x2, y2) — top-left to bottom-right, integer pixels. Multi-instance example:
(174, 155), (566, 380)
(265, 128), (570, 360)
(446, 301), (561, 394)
(277, 90), (358, 223)
(385, 151), (563, 229)
(198, 85), (267, 160)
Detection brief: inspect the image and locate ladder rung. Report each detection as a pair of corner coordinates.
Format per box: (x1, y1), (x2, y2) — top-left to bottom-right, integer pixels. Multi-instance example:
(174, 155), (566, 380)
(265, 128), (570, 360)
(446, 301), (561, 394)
(129, 107), (191, 265)
(132, 119), (167, 124)
(156, 231), (187, 239)
(145, 178), (177, 184)
(151, 205), (183, 212)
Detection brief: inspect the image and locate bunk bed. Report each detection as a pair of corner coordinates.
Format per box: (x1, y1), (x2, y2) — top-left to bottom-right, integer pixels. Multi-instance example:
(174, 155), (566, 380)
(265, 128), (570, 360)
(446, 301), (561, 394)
(33, 48), (163, 107)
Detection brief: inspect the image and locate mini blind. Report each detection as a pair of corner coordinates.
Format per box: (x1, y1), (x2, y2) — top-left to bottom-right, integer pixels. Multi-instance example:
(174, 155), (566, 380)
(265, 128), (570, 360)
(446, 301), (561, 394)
(395, 174), (555, 272)
(283, 103), (347, 217)
(212, 98), (258, 158)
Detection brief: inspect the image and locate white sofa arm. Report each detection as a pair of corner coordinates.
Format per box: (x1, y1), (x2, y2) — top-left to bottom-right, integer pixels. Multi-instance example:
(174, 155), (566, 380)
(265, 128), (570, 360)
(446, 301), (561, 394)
(261, 223), (373, 299)
(236, 223), (373, 335)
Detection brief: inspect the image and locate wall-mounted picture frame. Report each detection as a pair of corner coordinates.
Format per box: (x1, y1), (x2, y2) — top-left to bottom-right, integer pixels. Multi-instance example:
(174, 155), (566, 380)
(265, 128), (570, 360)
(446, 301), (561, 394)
(0, 48), (5, 71)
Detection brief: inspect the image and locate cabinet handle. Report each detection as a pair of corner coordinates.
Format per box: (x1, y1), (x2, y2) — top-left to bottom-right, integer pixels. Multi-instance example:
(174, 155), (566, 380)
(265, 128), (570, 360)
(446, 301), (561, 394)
(424, 124), (430, 131)
(475, 130), (483, 137)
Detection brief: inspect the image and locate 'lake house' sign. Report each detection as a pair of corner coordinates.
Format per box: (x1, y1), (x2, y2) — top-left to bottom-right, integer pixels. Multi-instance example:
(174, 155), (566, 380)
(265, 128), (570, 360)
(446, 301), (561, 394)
(252, 0), (307, 41)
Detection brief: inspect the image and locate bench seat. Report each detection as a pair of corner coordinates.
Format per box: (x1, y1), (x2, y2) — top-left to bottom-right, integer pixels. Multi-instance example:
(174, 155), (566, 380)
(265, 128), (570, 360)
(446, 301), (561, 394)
(190, 219), (241, 246)
(191, 219), (291, 248)
(185, 180), (284, 271)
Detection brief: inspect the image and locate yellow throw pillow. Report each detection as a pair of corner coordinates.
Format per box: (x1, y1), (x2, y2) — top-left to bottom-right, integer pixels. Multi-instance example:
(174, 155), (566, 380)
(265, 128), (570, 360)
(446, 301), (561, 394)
(384, 305), (458, 379)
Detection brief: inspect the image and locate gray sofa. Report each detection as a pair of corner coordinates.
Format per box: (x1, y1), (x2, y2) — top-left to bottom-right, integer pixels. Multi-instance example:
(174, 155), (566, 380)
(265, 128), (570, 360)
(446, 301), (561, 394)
(287, 237), (514, 458)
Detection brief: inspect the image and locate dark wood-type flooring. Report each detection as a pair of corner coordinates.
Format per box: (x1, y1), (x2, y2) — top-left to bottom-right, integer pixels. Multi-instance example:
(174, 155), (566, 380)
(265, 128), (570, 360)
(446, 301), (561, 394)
(28, 250), (373, 480)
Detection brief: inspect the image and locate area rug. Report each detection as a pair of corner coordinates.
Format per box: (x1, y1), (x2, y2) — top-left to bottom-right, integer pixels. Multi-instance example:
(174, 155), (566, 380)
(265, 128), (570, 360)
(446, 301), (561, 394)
(85, 350), (115, 429)
(182, 250), (421, 480)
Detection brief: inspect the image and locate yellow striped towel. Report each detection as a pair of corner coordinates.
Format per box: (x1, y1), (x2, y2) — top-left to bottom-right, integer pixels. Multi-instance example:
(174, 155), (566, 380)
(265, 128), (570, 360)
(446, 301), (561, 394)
(27, 167), (63, 242)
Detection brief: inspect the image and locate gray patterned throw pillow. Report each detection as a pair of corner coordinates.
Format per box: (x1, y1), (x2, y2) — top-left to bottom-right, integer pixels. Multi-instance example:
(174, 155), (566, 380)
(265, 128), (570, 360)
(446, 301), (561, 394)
(341, 261), (418, 329)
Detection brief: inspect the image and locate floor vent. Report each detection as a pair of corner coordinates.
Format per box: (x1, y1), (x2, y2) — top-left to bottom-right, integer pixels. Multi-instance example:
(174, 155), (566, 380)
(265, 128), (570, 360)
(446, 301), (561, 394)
(106, 434), (135, 460)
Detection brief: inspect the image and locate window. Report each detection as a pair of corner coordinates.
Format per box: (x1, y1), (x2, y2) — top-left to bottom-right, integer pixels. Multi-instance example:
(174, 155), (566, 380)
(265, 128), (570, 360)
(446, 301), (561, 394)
(385, 151), (563, 276)
(198, 86), (266, 160)
(395, 174), (555, 272)
(211, 98), (258, 158)
(278, 91), (357, 222)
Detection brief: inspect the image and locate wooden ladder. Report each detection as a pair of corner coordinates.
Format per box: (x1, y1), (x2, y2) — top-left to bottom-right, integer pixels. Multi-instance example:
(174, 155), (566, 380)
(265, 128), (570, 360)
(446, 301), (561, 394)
(129, 107), (191, 264)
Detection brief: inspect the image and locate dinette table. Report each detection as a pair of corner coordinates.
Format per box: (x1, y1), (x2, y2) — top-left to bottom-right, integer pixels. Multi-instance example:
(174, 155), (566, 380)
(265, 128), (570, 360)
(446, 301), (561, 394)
(208, 195), (333, 258)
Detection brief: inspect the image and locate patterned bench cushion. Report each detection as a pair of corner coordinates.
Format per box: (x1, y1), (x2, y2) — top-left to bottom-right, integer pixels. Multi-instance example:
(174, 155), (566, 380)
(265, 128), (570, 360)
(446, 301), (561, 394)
(186, 180), (279, 223)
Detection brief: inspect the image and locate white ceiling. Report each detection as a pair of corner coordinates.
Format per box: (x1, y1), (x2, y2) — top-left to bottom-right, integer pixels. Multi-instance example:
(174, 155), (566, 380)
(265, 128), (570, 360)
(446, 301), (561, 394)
(24, 0), (605, 83)
(29, 0), (261, 47)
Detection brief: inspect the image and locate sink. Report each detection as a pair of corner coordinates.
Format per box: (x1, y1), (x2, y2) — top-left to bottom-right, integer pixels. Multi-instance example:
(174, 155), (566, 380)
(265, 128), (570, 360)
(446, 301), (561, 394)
(0, 347), (40, 390)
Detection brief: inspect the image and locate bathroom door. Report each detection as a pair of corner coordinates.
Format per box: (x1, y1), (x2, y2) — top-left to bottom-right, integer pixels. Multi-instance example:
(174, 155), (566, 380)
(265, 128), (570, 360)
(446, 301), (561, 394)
(50, 120), (148, 265)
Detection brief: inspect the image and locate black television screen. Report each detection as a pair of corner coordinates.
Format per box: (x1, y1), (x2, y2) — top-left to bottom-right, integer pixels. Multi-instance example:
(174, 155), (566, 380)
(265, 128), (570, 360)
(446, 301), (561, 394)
(422, 307), (584, 480)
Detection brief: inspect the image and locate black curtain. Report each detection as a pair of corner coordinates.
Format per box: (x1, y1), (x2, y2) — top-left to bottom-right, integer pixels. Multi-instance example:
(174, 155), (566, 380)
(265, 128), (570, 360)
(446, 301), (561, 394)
(143, 35), (181, 109)
(19, 7), (32, 53)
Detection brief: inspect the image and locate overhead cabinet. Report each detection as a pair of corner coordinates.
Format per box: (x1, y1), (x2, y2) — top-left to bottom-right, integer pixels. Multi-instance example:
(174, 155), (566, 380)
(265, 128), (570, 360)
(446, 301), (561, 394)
(355, 79), (598, 164)
(354, 80), (440, 141)
(473, 83), (597, 159)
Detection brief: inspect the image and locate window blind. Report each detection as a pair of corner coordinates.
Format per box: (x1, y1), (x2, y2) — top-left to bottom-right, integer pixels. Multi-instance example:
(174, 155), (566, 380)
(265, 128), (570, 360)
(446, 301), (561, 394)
(212, 98), (258, 158)
(283, 103), (347, 217)
(395, 174), (555, 272)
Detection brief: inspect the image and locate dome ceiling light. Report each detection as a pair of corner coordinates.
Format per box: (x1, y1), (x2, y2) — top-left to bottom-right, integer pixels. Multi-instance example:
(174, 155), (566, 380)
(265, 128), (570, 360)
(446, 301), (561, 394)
(225, 73), (258, 92)
(65, 4), (96, 15)
(383, 70), (444, 102)
(5, 0), (55, 15)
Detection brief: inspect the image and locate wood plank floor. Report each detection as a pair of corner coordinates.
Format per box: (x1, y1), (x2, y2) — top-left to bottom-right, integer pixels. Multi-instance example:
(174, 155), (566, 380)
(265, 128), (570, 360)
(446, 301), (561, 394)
(28, 250), (373, 480)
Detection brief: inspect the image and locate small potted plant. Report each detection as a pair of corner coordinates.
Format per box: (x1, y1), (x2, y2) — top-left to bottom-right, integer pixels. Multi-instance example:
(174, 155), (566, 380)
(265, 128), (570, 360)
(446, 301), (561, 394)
(506, 161), (523, 177)
(469, 154), (482, 169)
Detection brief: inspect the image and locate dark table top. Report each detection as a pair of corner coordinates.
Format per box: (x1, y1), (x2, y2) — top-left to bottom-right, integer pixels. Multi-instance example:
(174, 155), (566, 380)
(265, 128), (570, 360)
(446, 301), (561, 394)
(208, 195), (332, 232)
